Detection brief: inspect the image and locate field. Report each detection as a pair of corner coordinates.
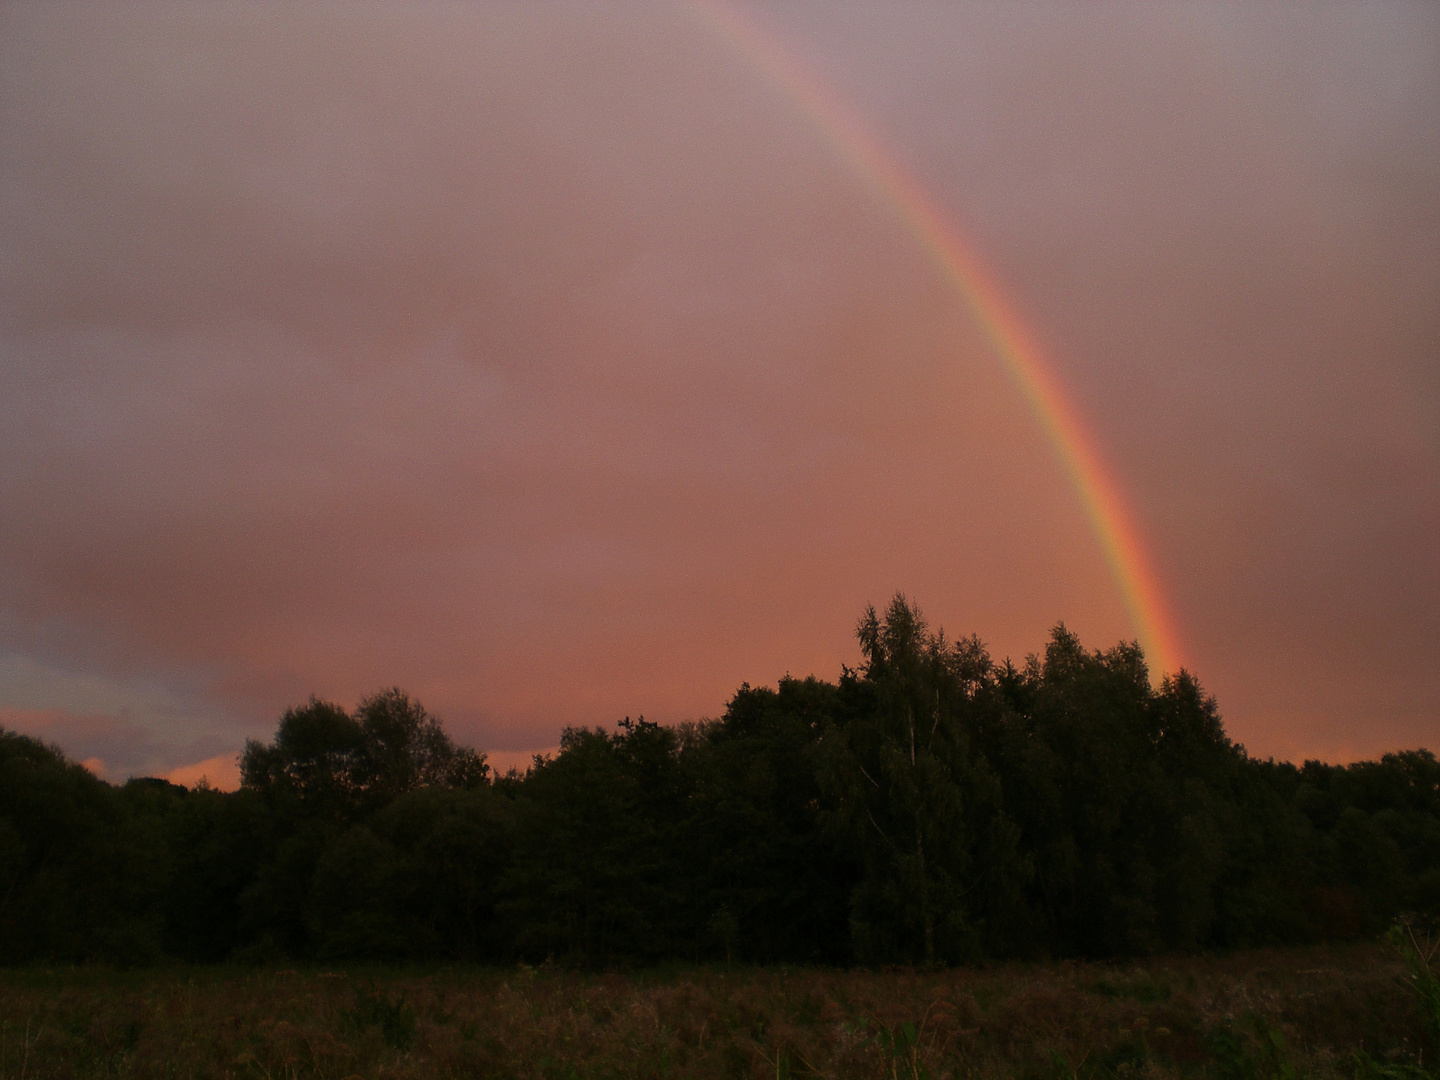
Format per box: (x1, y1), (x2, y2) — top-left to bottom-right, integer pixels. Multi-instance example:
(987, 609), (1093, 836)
(0, 943), (1430, 1079)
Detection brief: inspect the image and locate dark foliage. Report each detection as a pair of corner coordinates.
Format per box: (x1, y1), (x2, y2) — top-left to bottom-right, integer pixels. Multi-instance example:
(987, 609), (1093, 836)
(1, 600), (1435, 967)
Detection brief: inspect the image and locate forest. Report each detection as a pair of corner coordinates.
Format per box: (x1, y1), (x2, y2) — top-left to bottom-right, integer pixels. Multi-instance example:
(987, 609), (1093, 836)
(2, 596), (1437, 968)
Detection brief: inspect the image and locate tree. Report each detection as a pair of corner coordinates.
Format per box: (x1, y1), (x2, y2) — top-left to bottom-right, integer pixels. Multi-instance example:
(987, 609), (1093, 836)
(235, 691), (489, 957)
(239, 697), (363, 820)
(502, 723), (673, 963)
(241, 690), (488, 818)
(821, 595), (1027, 965)
(0, 730), (162, 964)
(684, 676), (854, 963)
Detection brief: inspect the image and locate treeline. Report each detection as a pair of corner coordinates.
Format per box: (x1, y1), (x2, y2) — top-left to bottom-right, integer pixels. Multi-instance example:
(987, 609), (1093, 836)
(2, 597), (1436, 967)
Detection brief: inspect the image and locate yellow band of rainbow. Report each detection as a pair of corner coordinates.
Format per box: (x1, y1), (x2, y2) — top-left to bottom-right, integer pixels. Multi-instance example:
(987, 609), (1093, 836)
(689, 0), (1184, 677)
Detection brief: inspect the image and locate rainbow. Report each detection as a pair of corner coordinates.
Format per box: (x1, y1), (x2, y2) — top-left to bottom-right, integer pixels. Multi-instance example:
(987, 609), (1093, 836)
(688, 0), (1184, 677)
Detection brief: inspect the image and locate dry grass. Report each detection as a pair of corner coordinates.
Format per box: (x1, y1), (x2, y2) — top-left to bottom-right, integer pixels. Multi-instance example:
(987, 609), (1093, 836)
(0, 942), (1428, 1079)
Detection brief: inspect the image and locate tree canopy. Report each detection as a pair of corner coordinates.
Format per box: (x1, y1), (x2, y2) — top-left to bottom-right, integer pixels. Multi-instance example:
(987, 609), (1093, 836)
(2, 598), (1435, 966)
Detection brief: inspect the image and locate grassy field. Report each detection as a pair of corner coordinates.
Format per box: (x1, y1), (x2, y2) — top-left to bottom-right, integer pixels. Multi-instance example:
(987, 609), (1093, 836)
(0, 943), (1432, 1079)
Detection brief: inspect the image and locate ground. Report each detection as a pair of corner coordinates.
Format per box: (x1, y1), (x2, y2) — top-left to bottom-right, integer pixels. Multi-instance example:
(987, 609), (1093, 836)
(0, 943), (1429, 1079)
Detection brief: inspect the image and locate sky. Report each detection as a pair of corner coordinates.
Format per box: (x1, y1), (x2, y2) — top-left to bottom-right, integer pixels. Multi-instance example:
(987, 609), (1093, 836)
(1, 1), (1436, 787)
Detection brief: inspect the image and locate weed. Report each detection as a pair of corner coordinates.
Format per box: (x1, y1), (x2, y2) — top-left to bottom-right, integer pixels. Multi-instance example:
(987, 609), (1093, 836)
(1091, 975), (1171, 1003)
(1206, 1017), (1300, 1080)
(0, 941), (1423, 1079)
(762, 1046), (821, 1079)
(1389, 918), (1440, 1070)
(346, 981), (416, 1051)
(1350, 1051), (1431, 1079)
(1096, 1035), (1147, 1076)
(788, 990), (824, 1027)
(857, 1017), (932, 1080)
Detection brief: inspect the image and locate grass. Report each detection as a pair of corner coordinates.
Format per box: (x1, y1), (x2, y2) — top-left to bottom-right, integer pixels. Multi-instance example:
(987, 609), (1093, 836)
(0, 942), (1432, 1079)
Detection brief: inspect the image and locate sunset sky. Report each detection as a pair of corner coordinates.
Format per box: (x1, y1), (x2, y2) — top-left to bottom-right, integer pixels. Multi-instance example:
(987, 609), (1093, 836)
(1, 2), (1436, 787)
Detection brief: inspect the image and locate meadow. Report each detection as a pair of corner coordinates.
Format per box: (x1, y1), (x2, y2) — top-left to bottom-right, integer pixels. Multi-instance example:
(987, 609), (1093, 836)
(0, 942), (1432, 1080)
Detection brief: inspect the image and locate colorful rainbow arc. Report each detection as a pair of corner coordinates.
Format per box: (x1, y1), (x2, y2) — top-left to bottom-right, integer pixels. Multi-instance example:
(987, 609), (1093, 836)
(688, 0), (1184, 677)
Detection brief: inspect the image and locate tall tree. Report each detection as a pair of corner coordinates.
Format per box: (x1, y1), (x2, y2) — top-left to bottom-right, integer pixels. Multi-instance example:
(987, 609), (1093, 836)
(822, 596), (1027, 965)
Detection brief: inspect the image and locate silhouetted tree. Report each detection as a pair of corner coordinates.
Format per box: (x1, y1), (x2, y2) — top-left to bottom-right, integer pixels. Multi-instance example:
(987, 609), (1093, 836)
(684, 676), (854, 963)
(821, 596), (1028, 964)
(0, 731), (161, 963)
(241, 690), (487, 819)
(3, 600), (1436, 968)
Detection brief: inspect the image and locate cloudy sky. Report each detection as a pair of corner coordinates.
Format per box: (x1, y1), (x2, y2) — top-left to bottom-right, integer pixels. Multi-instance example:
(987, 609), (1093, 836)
(1, 1), (1435, 785)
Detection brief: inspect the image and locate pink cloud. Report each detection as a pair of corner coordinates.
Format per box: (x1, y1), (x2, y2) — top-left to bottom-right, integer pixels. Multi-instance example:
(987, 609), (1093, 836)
(164, 753), (242, 792)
